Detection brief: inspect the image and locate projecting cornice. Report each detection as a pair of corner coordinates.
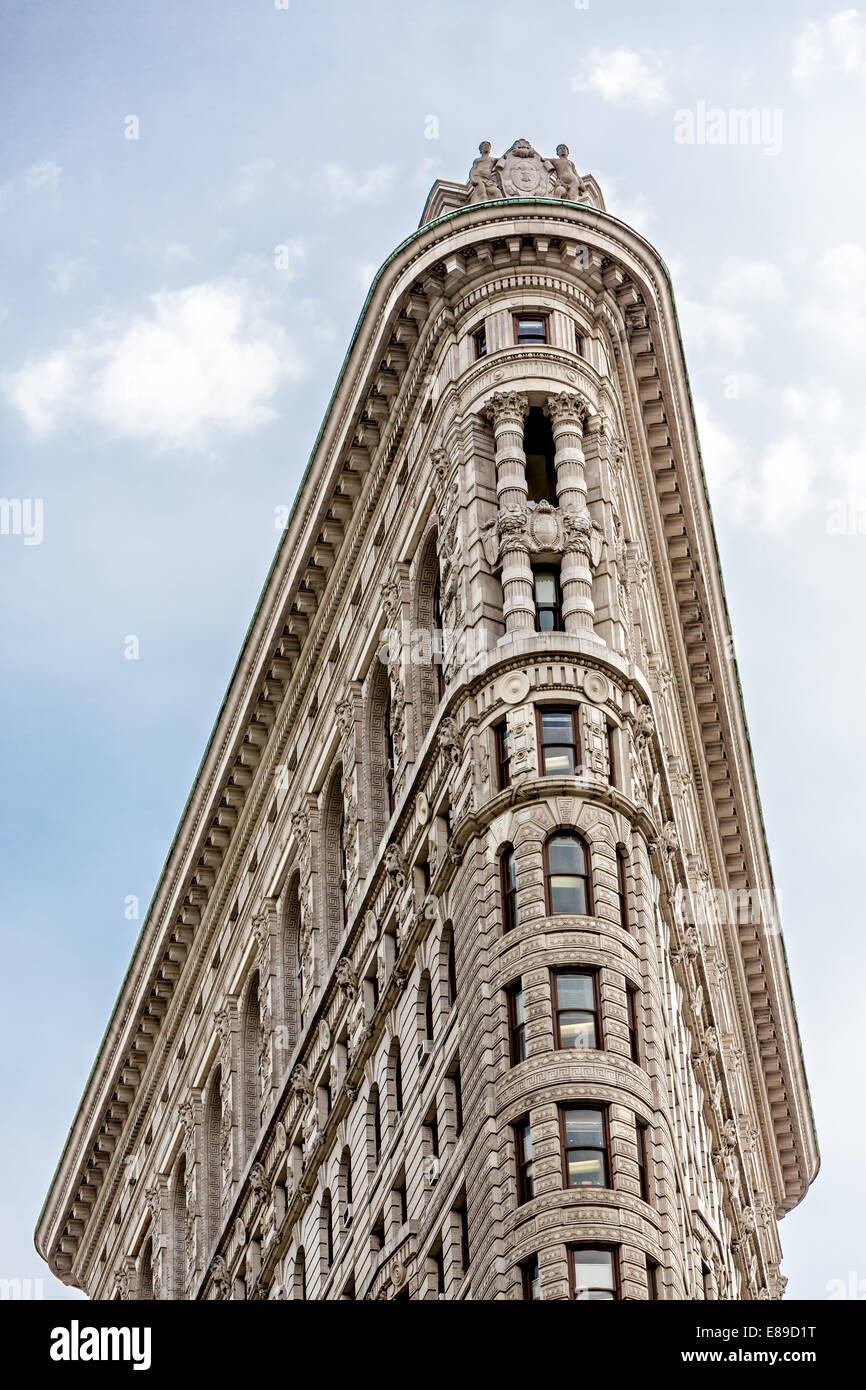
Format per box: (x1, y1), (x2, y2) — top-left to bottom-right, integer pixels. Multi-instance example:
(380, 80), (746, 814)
(36, 189), (818, 1287)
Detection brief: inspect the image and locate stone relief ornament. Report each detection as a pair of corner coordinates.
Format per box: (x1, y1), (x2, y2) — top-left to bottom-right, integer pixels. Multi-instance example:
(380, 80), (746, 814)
(384, 843), (408, 893)
(550, 144), (586, 202)
(467, 141), (501, 204)
(562, 509), (604, 567)
(466, 138), (590, 205)
(633, 703), (656, 750)
(210, 1255), (230, 1300)
(526, 500), (564, 553)
(335, 956), (357, 1003)
(249, 1163), (268, 1202)
(289, 1063), (312, 1105)
(496, 137), (554, 197)
(438, 715), (462, 766)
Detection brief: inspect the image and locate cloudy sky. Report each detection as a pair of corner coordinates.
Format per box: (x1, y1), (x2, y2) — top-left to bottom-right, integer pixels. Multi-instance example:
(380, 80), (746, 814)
(1, 0), (863, 1301)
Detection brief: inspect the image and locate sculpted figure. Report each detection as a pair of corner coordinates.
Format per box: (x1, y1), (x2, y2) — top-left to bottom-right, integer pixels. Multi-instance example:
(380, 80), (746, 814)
(551, 143), (585, 202)
(467, 141), (501, 203)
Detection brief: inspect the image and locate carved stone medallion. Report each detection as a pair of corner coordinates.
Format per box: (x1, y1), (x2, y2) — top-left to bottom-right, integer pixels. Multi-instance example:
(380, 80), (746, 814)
(496, 138), (553, 198)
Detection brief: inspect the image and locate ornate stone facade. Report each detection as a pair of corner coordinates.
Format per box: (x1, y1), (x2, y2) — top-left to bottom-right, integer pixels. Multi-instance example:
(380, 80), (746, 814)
(36, 139), (817, 1302)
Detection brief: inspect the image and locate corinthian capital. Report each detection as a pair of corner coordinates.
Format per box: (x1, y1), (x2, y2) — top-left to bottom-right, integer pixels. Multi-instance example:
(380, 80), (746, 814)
(544, 391), (589, 430)
(485, 390), (528, 429)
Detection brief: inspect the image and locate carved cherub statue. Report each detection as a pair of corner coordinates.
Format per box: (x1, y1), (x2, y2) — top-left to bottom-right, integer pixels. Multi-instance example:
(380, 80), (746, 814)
(551, 143), (585, 202)
(467, 141), (501, 203)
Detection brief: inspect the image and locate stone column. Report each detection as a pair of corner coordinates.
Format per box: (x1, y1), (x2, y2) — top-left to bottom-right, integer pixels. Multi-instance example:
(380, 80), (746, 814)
(545, 392), (603, 642)
(485, 391), (534, 633)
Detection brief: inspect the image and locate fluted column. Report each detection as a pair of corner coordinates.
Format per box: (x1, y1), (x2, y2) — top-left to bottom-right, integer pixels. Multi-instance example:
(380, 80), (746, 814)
(545, 392), (603, 642)
(485, 391), (534, 633)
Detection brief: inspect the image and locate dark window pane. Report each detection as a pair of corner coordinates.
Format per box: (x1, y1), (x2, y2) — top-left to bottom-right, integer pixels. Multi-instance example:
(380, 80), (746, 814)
(541, 710), (574, 742)
(564, 1108), (604, 1148)
(556, 974), (594, 1010)
(548, 835), (585, 874)
(558, 1011), (596, 1049)
(550, 875), (587, 914)
(571, 1249), (615, 1298)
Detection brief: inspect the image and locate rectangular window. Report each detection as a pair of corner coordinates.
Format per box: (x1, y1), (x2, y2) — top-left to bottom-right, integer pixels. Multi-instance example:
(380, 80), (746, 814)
(568, 1246), (619, 1301)
(521, 1256), (540, 1301)
(425, 1105), (439, 1159)
(451, 1063), (463, 1137)
(626, 984), (640, 1064)
(513, 313), (548, 345)
(514, 1118), (535, 1204)
(646, 1256), (661, 1300)
(434, 1244), (445, 1297)
(473, 327), (487, 359)
(636, 1120), (650, 1203)
(616, 848), (629, 930)
(494, 718), (511, 790)
(552, 970), (600, 1050)
(501, 845), (519, 933)
(533, 565), (563, 632)
(455, 1194), (470, 1275)
(507, 980), (527, 1064)
(574, 326), (585, 357)
(607, 723), (617, 787)
(537, 706), (580, 776)
(560, 1105), (608, 1189)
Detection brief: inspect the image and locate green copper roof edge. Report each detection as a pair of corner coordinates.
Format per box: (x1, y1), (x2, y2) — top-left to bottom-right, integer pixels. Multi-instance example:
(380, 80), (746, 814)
(38, 194), (816, 1249)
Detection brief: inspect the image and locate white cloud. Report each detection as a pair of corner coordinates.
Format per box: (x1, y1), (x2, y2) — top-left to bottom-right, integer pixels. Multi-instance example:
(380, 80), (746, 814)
(573, 48), (670, 108)
(47, 252), (86, 295)
(782, 383), (843, 426)
(711, 260), (786, 304)
(3, 278), (304, 450)
(0, 159), (62, 209)
(319, 162), (398, 205)
(597, 172), (652, 232)
(695, 401), (816, 531)
(799, 241), (866, 357)
(678, 259), (786, 358)
(793, 9), (866, 81)
(679, 298), (757, 357)
(163, 241), (194, 265)
(23, 160), (62, 191)
(232, 157), (277, 202)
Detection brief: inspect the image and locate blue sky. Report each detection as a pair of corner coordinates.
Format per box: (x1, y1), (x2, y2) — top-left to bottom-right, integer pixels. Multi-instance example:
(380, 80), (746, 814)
(1, 0), (863, 1300)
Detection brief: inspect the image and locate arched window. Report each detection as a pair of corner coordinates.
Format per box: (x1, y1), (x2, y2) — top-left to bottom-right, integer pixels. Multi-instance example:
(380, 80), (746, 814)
(443, 927), (457, 1007)
(384, 685), (395, 815)
(138, 1235), (154, 1300)
(500, 843), (519, 933)
(282, 871), (302, 1044)
(321, 765), (346, 962)
(524, 406), (557, 506)
(415, 530), (443, 737)
(368, 659), (394, 850)
(389, 1038), (404, 1118)
(544, 833), (592, 916)
(616, 847), (629, 930)
(240, 973), (261, 1163)
(321, 1191), (333, 1273)
(369, 1086), (382, 1168)
(171, 1156), (187, 1299)
(204, 1066), (222, 1252)
(294, 1247), (306, 1300)
(419, 972), (434, 1045)
(432, 569), (445, 699)
(340, 1145), (353, 1219)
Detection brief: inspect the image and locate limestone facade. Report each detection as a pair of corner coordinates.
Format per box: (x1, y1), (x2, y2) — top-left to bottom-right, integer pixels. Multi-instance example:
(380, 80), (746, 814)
(36, 138), (818, 1301)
